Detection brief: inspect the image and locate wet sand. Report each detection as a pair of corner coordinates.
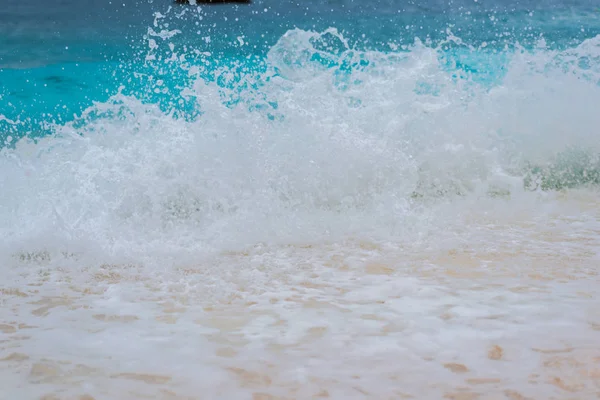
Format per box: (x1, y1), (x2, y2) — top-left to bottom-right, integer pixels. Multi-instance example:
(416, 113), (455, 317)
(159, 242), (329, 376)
(2, 195), (600, 399)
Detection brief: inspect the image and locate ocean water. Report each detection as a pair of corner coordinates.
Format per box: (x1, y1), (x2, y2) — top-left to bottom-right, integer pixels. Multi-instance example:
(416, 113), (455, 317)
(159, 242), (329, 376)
(2, 0), (600, 399)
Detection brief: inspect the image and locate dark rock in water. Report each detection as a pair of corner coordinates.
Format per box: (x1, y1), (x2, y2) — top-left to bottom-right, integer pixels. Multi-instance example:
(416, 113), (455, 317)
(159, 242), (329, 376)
(174, 0), (251, 4)
(522, 148), (600, 191)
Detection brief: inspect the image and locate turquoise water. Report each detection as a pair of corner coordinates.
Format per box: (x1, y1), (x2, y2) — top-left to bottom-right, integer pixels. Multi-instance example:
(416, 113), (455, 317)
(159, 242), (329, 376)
(2, 1), (599, 139)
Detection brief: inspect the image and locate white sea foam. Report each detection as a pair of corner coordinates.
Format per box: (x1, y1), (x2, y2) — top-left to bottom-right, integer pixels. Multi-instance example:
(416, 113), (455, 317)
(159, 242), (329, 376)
(2, 30), (600, 262)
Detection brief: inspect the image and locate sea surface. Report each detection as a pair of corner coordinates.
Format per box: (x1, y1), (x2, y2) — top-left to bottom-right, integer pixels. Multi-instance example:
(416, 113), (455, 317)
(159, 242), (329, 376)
(1, 0), (600, 399)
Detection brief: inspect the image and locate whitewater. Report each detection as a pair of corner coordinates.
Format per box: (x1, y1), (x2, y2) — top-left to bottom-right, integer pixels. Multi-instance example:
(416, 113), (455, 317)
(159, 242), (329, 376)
(1, 1), (600, 399)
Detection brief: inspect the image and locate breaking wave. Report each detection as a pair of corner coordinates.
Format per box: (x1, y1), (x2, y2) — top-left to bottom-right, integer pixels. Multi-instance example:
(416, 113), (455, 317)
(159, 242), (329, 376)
(1, 26), (600, 265)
